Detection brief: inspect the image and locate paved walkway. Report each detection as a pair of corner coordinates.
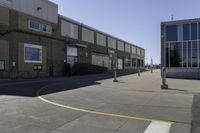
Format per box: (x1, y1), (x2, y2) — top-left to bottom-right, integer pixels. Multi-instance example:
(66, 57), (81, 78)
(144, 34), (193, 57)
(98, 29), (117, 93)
(0, 70), (199, 133)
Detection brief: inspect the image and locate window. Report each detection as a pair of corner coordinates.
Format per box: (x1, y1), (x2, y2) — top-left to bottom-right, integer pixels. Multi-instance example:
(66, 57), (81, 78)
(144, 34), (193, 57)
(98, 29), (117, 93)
(132, 58), (137, 67)
(169, 42), (182, 67)
(183, 24), (190, 40)
(191, 23), (197, 40)
(0, 60), (5, 71)
(183, 42), (187, 67)
(188, 42), (192, 67)
(166, 25), (177, 41)
(165, 43), (169, 67)
(125, 58), (131, 67)
(24, 43), (42, 63)
(192, 41), (198, 67)
(137, 59), (141, 67)
(28, 20), (40, 31)
(41, 24), (52, 33)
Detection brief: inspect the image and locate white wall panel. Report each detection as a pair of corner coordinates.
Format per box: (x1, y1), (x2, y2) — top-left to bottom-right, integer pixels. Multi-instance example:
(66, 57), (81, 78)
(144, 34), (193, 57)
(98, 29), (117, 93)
(137, 48), (141, 55)
(82, 28), (94, 43)
(61, 20), (78, 39)
(117, 41), (124, 51)
(131, 46), (136, 54)
(96, 33), (106, 46)
(125, 44), (131, 53)
(108, 37), (116, 49)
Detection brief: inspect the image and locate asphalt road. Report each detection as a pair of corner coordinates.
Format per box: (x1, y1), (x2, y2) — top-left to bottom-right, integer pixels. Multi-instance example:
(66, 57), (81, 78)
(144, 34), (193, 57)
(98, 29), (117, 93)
(0, 70), (199, 133)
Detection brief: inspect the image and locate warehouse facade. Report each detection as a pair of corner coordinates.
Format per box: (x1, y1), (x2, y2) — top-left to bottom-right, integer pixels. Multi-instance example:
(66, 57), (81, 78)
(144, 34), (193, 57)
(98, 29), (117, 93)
(161, 18), (200, 79)
(0, 0), (145, 79)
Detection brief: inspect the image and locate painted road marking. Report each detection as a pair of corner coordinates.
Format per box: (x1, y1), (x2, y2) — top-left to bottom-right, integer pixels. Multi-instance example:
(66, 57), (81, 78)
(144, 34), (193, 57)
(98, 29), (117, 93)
(37, 86), (174, 125)
(144, 121), (172, 133)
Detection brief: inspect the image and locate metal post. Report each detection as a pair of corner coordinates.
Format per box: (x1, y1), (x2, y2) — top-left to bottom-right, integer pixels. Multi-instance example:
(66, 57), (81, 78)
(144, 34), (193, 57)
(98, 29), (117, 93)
(138, 67), (140, 77)
(161, 67), (168, 89)
(113, 68), (118, 82)
(113, 53), (118, 82)
(151, 57), (153, 73)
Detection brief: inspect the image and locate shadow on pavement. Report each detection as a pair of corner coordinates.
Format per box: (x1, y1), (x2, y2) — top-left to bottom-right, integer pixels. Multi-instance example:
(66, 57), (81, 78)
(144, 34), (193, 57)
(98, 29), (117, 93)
(0, 70), (144, 97)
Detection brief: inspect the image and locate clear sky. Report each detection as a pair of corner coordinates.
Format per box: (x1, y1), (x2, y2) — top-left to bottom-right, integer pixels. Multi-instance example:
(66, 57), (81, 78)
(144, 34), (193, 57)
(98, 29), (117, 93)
(50, 0), (200, 64)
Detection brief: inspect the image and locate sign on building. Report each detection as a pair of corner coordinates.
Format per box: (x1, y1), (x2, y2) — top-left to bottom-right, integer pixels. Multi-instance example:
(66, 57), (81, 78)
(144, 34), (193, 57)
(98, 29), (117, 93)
(24, 43), (42, 63)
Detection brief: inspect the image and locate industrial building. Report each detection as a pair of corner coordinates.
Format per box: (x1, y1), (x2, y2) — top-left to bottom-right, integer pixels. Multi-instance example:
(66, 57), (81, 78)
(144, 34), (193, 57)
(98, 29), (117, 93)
(161, 18), (200, 79)
(0, 0), (145, 79)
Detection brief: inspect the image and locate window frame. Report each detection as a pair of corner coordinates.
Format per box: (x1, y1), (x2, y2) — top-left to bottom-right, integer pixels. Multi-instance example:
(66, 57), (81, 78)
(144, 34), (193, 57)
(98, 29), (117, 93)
(41, 24), (53, 34)
(28, 20), (41, 31)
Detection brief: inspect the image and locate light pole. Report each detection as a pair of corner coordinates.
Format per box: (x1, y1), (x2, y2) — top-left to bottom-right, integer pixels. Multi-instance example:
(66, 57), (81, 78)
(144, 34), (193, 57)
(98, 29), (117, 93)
(108, 49), (118, 82)
(151, 57), (153, 73)
(113, 53), (118, 82)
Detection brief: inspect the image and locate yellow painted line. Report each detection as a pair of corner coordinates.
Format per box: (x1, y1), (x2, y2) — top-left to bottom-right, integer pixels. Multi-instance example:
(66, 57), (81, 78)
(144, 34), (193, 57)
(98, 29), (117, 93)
(37, 86), (174, 125)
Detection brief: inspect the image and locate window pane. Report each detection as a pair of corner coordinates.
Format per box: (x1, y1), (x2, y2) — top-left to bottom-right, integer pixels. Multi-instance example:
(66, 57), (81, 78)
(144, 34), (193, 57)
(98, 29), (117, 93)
(199, 41), (200, 67)
(188, 42), (192, 67)
(191, 23), (197, 40)
(132, 58), (136, 67)
(177, 42), (183, 67)
(198, 23), (200, 40)
(170, 42), (182, 67)
(183, 42), (187, 67)
(137, 59), (140, 67)
(165, 43), (169, 67)
(183, 24), (190, 40)
(192, 41), (198, 67)
(166, 25), (177, 41)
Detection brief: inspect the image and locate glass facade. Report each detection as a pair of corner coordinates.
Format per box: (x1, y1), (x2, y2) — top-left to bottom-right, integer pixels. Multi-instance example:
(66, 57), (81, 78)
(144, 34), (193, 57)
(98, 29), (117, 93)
(166, 25), (177, 41)
(165, 24), (200, 68)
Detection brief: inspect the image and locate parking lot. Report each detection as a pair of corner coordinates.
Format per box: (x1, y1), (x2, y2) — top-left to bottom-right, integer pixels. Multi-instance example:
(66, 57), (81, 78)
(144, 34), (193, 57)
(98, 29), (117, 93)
(0, 70), (199, 133)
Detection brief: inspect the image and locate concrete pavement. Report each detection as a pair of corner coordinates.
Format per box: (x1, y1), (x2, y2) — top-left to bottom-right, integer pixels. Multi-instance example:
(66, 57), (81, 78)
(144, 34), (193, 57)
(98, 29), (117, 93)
(0, 70), (199, 133)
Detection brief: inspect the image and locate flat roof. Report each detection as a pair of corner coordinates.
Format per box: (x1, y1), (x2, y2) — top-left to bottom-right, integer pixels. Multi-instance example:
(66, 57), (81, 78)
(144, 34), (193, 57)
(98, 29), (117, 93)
(59, 15), (144, 50)
(161, 18), (200, 25)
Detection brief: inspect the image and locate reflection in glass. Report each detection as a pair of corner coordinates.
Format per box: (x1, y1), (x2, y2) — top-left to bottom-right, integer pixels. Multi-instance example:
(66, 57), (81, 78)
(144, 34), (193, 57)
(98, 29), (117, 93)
(191, 23), (197, 40)
(165, 43), (169, 67)
(170, 43), (182, 67)
(183, 24), (190, 41)
(166, 25), (178, 41)
(188, 42), (192, 67)
(192, 41), (198, 67)
(183, 42), (187, 67)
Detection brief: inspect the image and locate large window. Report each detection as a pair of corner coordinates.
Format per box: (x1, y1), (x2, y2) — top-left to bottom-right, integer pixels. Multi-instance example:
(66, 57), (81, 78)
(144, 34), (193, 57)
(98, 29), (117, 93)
(165, 43), (169, 67)
(24, 44), (42, 63)
(125, 58), (131, 67)
(169, 43), (182, 67)
(183, 42), (187, 67)
(192, 41), (198, 67)
(166, 25), (177, 41)
(183, 24), (190, 41)
(132, 58), (137, 67)
(188, 42), (192, 67)
(191, 23), (197, 40)
(0, 60), (5, 71)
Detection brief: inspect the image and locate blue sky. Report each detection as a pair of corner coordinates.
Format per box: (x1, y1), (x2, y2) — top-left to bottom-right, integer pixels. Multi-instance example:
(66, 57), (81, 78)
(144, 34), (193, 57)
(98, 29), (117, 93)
(50, 0), (200, 64)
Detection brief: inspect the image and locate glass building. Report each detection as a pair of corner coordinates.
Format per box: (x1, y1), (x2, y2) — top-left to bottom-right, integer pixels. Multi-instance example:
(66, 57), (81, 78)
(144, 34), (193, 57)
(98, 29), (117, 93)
(161, 18), (200, 79)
